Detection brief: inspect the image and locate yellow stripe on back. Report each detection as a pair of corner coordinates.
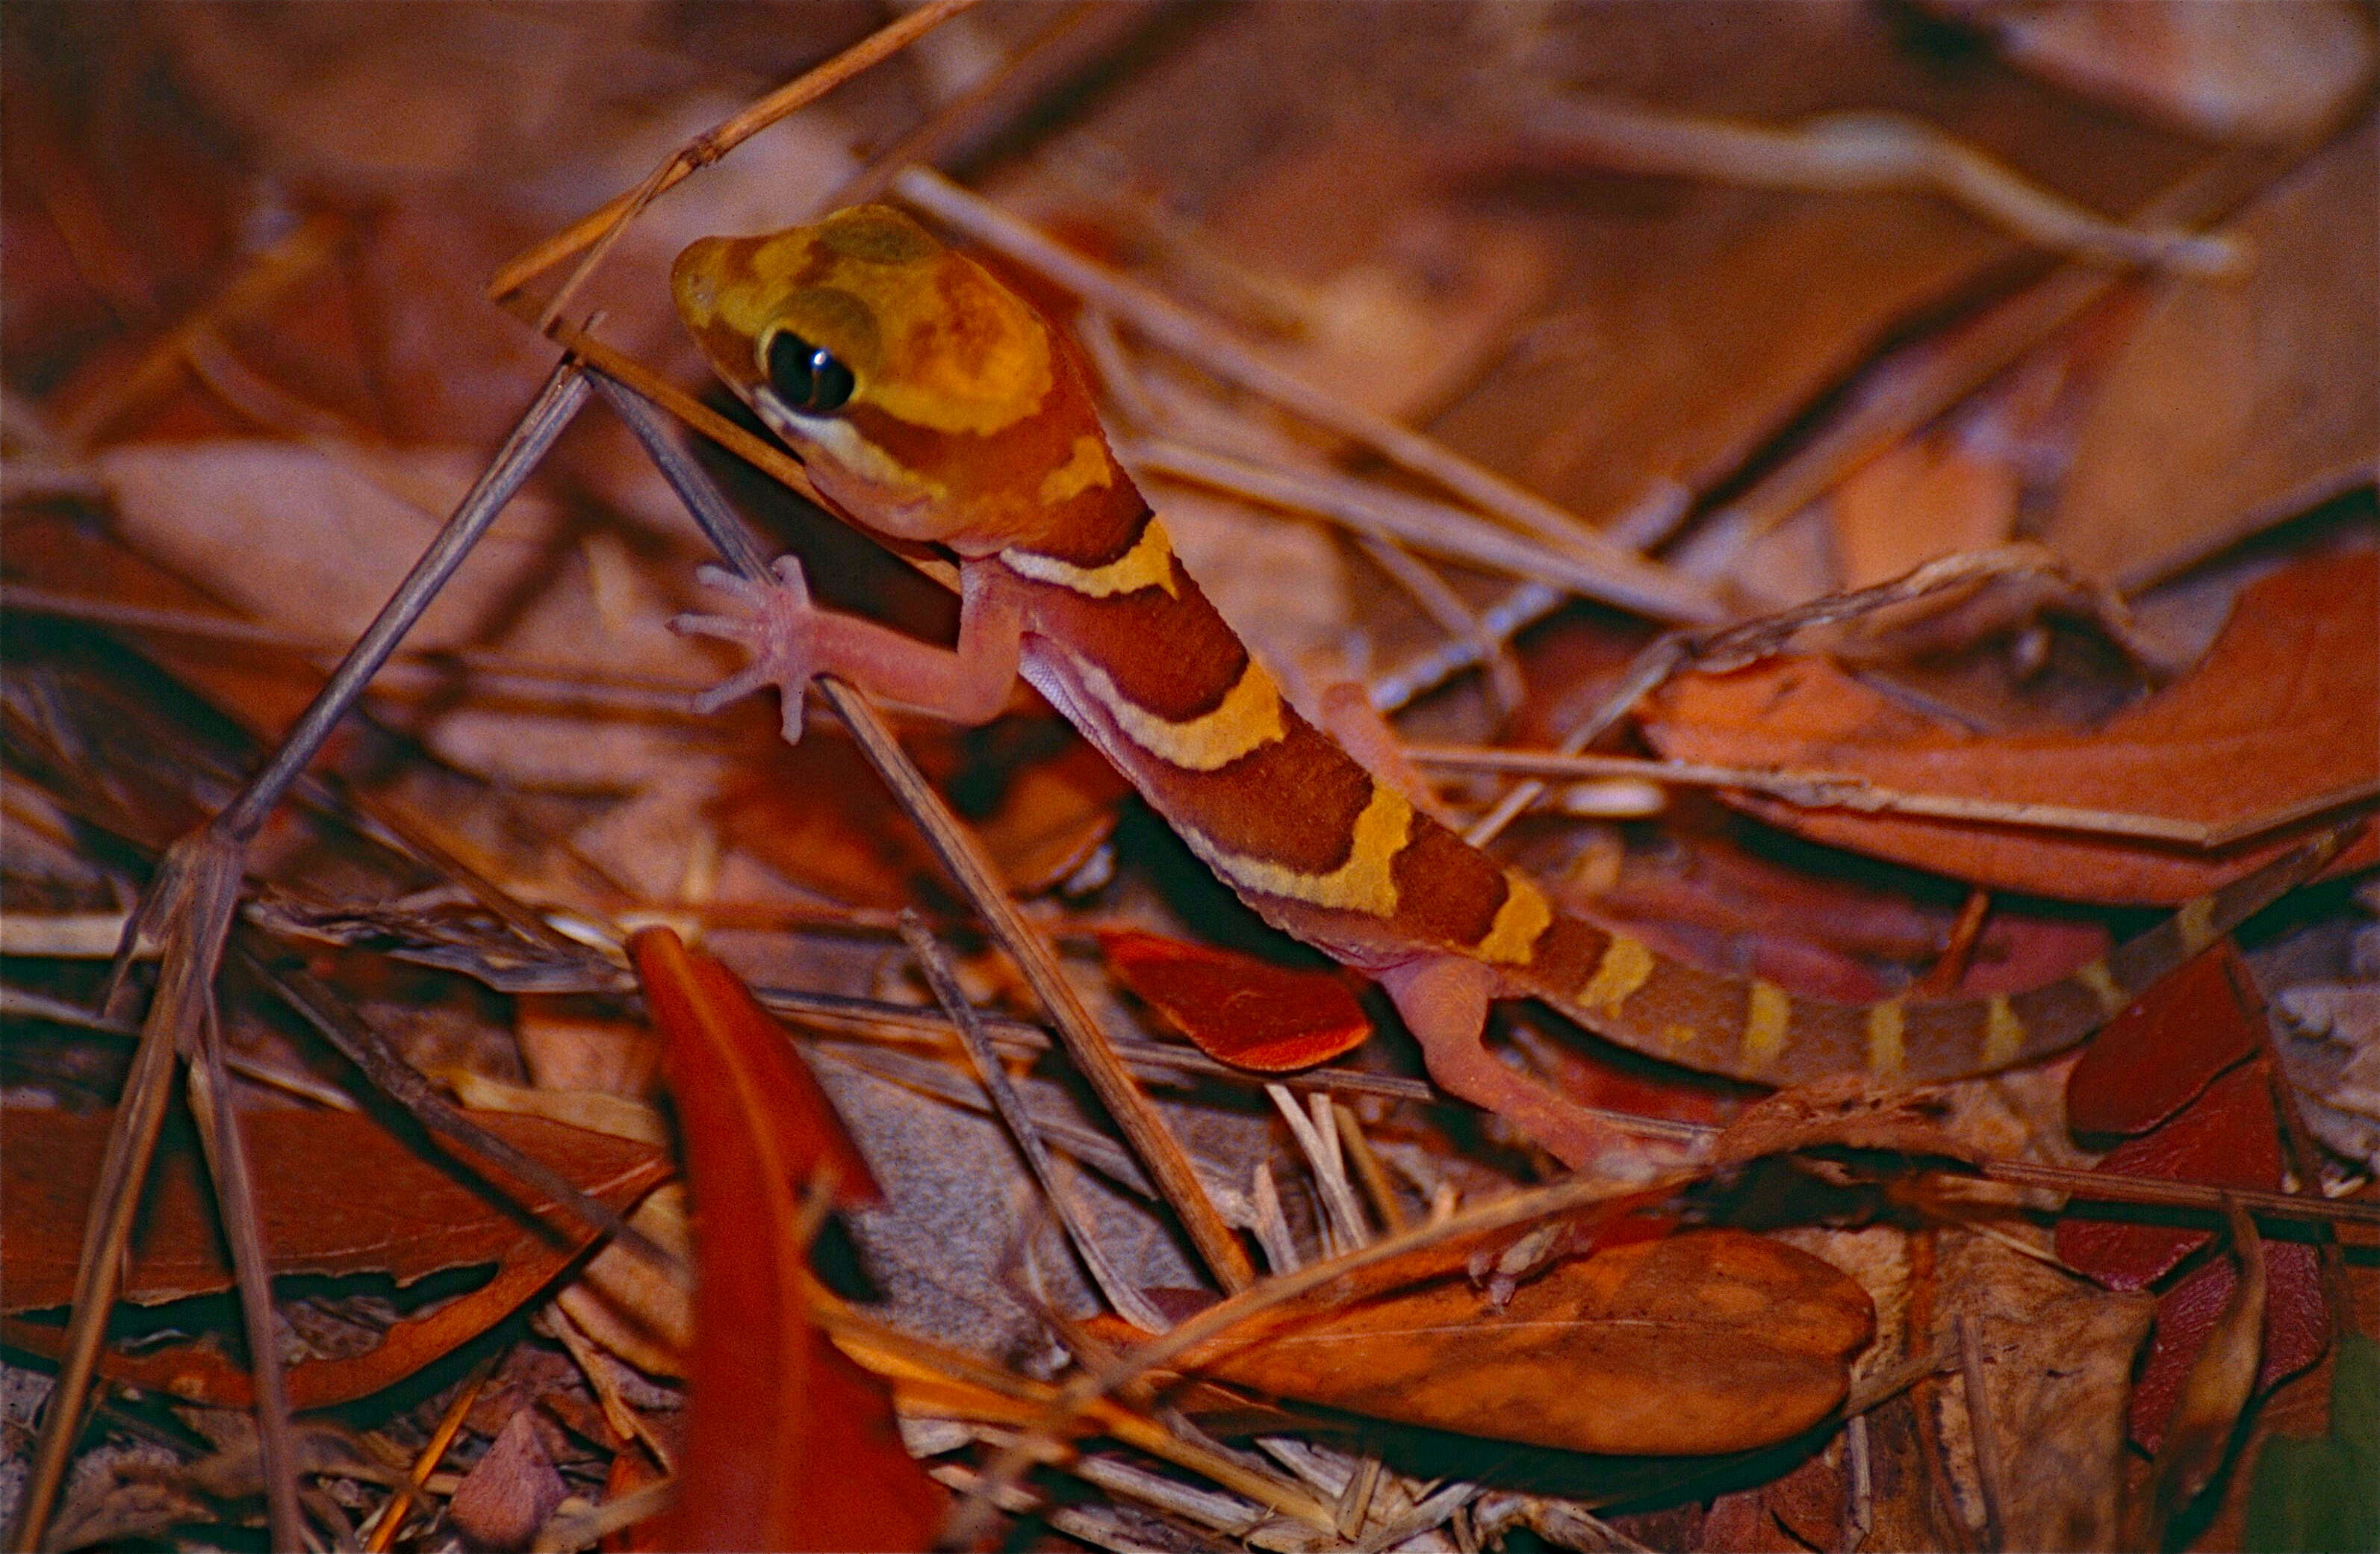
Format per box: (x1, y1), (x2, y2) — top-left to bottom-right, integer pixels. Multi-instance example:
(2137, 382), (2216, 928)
(1072, 654), (1286, 771)
(1981, 994), (2025, 1067)
(1183, 783), (1411, 918)
(2076, 958), (2127, 1016)
(1743, 980), (1792, 1072)
(1865, 1000), (1906, 1078)
(1001, 517), (1178, 598)
(2175, 895), (2218, 959)
(1477, 876), (1553, 964)
(1578, 934), (1655, 1013)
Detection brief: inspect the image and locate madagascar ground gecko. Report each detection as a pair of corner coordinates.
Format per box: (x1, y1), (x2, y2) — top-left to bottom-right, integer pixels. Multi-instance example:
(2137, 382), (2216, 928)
(668, 204), (2338, 1172)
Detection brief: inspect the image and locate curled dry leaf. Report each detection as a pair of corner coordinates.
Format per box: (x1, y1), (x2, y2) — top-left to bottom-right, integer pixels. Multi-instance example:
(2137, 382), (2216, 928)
(1935, 1231), (2155, 1552)
(1131, 1228), (1874, 1457)
(1708, 1075), (1972, 1166)
(2145, 1202), (2271, 1532)
(1641, 547), (2380, 904)
(0, 1106), (669, 1407)
(2133, 1234), (2325, 1458)
(447, 1406), (567, 1554)
(1097, 928), (1373, 1072)
(630, 927), (938, 1551)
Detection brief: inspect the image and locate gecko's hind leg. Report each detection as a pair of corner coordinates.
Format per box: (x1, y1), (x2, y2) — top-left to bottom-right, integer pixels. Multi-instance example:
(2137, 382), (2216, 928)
(1378, 954), (1666, 1179)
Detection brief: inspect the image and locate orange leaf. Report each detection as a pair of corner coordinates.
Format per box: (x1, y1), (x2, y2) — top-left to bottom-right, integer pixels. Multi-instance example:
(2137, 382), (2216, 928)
(1133, 1228), (1873, 1456)
(630, 927), (937, 1552)
(1641, 548), (2379, 903)
(1099, 929), (1373, 1071)
(0, 1107), (668, 1408)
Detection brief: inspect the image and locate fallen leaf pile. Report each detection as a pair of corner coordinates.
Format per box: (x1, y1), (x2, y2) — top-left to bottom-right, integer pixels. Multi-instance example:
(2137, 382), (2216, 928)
(3, 4), (2373, 1552)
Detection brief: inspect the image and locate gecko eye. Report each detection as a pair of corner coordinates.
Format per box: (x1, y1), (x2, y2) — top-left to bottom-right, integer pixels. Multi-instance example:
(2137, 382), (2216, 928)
(762, 330), (856, 414)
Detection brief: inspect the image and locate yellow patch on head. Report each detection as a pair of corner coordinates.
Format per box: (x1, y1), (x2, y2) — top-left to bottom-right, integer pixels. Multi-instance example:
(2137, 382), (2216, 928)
(1865, 1000), (1906, 1079)
(1476, 876), (1553, 965)
(1001, 517), (1178, 598)
(1038, 435), (1116, 506)
(1578, 934), (1654, 1013)
(1072, 655), (1285, 772)
(675, 206), (1055, 438)
(1981, 995), (2025, 1068)
(1741, 980), (1792, 1072)
(1186, 783), (1411, 918)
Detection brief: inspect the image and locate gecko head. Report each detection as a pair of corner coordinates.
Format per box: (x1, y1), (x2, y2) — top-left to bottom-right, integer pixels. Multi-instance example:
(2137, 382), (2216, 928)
(673, 205), (1085, 547)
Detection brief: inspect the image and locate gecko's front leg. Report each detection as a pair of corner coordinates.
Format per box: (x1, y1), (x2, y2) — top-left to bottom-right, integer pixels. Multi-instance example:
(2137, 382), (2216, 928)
(674, 555), (1025, 741)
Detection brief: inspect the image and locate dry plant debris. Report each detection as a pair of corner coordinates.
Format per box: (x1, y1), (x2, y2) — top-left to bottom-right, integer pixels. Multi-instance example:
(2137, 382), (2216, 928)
(3, 4), (2375, 1552)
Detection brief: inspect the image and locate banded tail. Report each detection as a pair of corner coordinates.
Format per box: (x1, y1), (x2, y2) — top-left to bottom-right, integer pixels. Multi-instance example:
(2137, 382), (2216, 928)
(1513, 825), (2351, 1085)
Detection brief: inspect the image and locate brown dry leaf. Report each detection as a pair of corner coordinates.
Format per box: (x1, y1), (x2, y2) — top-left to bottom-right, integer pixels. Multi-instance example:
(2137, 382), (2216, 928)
(447, 1406), (567, 1554)
(95, 438), (717, 786)
(1933, 1231), (2156, 1552)
(0, 1106), (668, 1406)
(1829, 432), (2019, 591)
(1927, 1), (2376, 144)
(1199, 122), (1556, 424)
(1146, 1228), (1874, 1457)
(1421, 2), (2208, 530)
(1641, 546), (2380, 903)
(2043, 116), (2379, 588)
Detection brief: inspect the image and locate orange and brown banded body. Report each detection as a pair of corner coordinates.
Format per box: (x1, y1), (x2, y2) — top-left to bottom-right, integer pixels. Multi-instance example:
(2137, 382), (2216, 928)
(673, 206), (2350, 1092)
(992, 485), (2346, 1087)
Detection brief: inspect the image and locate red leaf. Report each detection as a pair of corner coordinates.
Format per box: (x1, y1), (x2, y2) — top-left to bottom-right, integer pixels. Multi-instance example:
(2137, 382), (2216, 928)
(631, 927), (878, 1208)
(2057, 1060), (2283, 1291)
(2066, 942), (2264, 1137)
(2129, 1240), (2328, 1455)
(0, 1107), (668, 1408)
(632, 928), (938, 1552)
(1099, 929), (1373, 1071)
(1640, 549), (2380, 904)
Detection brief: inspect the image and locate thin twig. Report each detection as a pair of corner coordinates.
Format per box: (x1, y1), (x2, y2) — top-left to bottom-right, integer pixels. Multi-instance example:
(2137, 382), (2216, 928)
(1519, 98), (2240, 273)
(1125, 435), (1668, 618)
(900, 912), (1175, 1332)
(10, 363), (591, 1554)
(1355, 536), (1527, 716)
(1370, 580), (1569, 714)
(1954, 1313), (2007, 1552)
(486, 0), (984, 311)
(187, 1007), (305, 1552)
(823, 2), (1159, 211)
(364, 1352), (500, 1552)
(890, 166), (1724, 625)
(1405, 745), (2376, 847)
(60, 211), (345, 447)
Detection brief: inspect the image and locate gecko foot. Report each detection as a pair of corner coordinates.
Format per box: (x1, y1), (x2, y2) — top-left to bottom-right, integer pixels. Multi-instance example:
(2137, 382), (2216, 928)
(672, 555), (821, 742)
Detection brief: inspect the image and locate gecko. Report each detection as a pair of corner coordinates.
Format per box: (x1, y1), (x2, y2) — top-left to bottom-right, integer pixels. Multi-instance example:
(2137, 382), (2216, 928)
(668, 203), (2346, 1172)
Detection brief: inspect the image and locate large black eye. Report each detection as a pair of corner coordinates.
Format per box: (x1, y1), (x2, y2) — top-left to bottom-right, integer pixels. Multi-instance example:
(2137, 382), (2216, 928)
(764, 331), (855, 414)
